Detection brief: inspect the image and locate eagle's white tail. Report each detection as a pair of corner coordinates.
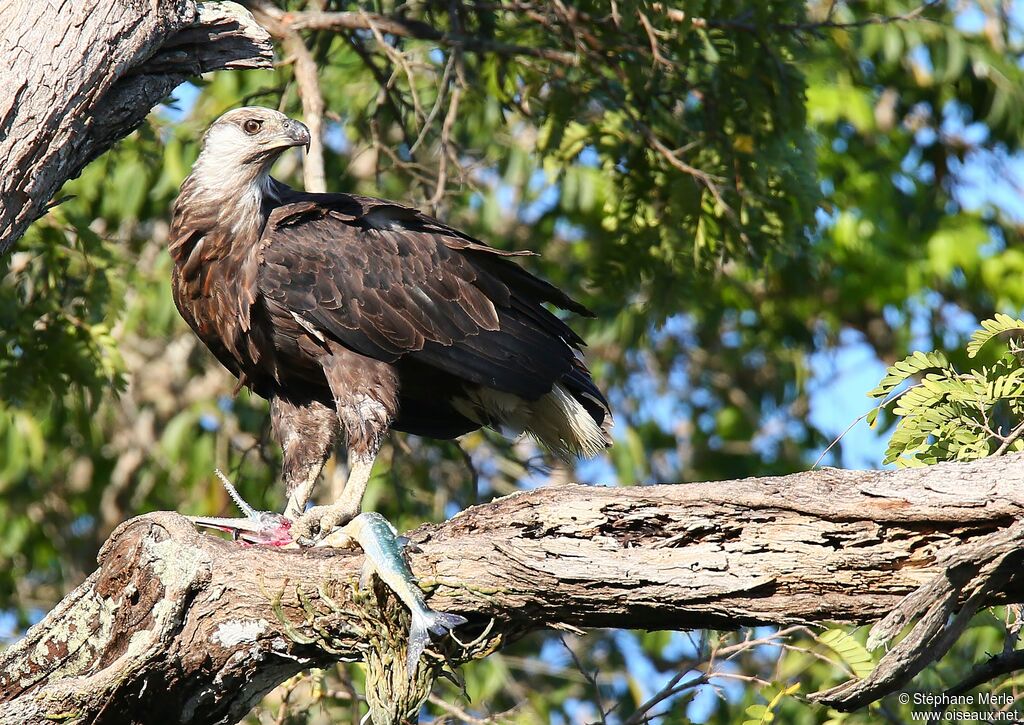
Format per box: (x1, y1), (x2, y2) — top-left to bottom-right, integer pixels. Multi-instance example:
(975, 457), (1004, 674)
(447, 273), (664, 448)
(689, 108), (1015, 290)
(525, 383), (612, 459)
(454, 381), (613, 460)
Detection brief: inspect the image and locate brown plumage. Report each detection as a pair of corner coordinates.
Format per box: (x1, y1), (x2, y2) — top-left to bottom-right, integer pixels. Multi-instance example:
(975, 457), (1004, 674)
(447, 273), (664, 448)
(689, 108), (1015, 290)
(169, 107), (613, 540)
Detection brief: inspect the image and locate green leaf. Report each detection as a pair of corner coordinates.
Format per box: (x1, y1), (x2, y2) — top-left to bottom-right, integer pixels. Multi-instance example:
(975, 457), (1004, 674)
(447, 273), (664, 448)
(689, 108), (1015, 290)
(743, 704), (770, 725)
(867, 351), (950, 400)
(967, 314), (1024, 358)
(819, 629), (876, 679)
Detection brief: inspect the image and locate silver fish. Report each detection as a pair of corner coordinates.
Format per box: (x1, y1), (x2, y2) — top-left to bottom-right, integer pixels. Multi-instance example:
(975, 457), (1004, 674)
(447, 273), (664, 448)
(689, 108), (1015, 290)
(325, 512), (468, 676)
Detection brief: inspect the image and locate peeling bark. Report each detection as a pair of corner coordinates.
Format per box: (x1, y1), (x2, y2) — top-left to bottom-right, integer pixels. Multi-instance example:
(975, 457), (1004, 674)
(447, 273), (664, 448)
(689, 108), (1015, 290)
(0, 0), (273, 254)
(1, 455), (1023, 724)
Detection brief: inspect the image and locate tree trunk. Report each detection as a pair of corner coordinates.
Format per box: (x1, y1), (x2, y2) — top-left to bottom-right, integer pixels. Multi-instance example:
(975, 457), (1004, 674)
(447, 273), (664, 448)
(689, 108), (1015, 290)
(1, 455), (1023, 724)
(0, 0), (273, 254)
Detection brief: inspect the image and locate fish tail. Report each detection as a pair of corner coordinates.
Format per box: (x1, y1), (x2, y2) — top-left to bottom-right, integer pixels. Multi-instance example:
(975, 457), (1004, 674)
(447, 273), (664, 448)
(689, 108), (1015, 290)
(406, 608), (468, 678)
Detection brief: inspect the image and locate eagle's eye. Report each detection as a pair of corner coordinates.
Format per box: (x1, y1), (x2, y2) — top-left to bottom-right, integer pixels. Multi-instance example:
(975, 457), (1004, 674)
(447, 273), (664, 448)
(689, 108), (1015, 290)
(243, 119), (263, 135)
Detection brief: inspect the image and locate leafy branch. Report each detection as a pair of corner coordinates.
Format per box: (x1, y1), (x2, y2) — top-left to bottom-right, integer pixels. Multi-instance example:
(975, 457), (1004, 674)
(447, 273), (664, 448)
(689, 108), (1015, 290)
(863, 316), (1024, 466)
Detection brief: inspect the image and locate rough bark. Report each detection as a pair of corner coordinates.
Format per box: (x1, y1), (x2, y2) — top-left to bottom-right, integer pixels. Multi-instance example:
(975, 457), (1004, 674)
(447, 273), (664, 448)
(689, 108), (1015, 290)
(0, 0), (273, 254)
(2, 455), (1024, 724)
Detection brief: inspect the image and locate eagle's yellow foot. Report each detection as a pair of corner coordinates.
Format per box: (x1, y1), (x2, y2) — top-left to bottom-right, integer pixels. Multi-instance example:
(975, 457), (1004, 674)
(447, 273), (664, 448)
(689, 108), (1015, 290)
(292, 502), (360, 545)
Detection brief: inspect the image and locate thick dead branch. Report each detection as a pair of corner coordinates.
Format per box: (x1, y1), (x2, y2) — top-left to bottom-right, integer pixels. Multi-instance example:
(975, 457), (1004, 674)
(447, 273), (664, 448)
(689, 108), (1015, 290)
(0, 0), (273, 254)
(1, 455), (1024, 723)
(810, 517), (1024, 709)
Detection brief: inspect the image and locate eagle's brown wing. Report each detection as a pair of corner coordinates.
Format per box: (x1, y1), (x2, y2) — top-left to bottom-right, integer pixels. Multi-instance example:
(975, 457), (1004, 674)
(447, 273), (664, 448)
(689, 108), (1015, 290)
(257, 198), (596, 402)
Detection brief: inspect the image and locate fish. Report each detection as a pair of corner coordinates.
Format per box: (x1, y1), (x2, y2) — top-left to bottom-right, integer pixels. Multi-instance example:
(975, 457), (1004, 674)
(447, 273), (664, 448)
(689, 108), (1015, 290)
(323, 512), (468, 676)
(188, 470), (294, 546)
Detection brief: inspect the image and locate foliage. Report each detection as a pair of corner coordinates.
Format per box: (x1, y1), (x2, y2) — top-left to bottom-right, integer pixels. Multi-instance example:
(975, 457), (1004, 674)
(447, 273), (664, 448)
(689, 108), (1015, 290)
(742, 682), (801, 725)
(868, 315), (1024, 465)
(817, 629), (876, 680)
(3, 0), (1024, 721)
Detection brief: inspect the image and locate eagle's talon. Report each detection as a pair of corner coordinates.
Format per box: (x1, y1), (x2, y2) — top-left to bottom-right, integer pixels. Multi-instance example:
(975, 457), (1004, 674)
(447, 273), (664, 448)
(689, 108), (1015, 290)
(293, 503), (360, 545)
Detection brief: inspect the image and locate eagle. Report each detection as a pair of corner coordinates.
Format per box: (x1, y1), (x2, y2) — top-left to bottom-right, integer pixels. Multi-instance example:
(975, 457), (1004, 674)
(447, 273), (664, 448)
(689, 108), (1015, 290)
(169, 107), (613, 541)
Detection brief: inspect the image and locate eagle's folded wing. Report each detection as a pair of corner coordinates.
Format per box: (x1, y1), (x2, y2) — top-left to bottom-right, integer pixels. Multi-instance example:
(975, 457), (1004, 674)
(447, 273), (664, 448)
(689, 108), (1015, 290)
(258, 200), (592, 401)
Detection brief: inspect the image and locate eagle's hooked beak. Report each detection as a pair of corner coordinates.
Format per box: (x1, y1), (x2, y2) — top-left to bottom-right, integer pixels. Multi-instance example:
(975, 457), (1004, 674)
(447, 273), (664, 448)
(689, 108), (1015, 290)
(282, 118), (311, 153)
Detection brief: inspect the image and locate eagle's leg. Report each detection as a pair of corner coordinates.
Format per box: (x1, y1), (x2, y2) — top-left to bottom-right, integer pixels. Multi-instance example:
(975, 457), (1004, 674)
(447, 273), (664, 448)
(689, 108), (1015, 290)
(271, 397), (340, 520)
(291, 353), (399, 543)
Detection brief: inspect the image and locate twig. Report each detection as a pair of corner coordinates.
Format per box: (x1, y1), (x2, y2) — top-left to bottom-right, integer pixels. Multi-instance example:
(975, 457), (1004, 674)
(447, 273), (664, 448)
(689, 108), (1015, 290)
(623, 669), (706, 725)
(271, 675), (301, 725)
(994, 418), (1024, 456)
(249, 0), (327, 192)
(561, 636), (611, 724)
(279, 8), (577, 65)
(427, 693), (516, 724)
(943, 650), (1024, 699)
(678, 0), (943, 33)
(359, 9), (426, 129)
(634, 119), (728, 211)
(453, 440), (481, 505)
(409, 52), (456, 156)
(813, 382), (926, 468)
(636, 11), (671, 69)
(344, 32), (416, 148)
(428, 83), (461, 206)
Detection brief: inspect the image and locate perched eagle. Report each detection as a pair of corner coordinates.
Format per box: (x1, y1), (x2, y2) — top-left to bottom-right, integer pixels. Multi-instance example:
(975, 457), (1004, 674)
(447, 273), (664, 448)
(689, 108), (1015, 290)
(169, 107), (613, 541)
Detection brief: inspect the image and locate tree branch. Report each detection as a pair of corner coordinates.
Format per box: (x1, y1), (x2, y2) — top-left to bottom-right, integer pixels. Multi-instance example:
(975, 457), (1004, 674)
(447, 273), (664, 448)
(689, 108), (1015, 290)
(0, 0), (274, 255)
(657, 0), (942, 33)
(251, 5), (577, 65)
(2, 455), (1024, 723)
(247, 0), (327, 193)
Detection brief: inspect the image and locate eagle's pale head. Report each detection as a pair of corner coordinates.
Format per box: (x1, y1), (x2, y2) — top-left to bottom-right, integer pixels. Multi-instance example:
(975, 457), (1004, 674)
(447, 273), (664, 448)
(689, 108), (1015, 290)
(172, 108), (312, 245)
(202, 107), (310, 163)
(191, 107), (310, 188)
